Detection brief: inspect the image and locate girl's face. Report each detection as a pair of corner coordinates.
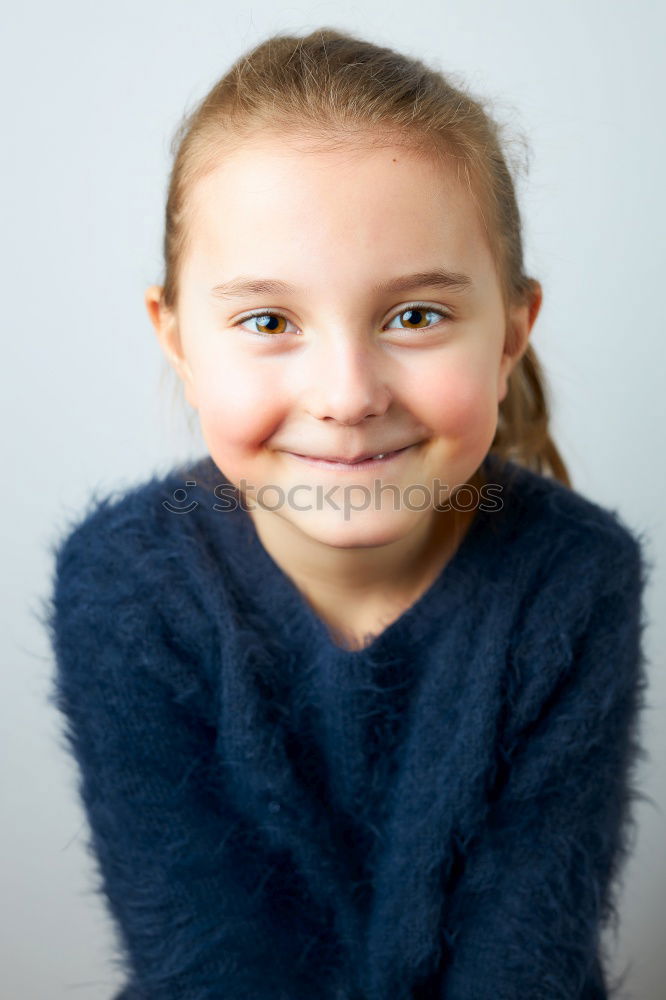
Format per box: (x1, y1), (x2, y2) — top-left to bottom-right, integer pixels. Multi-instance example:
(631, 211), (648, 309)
(149, 138), (538, 551)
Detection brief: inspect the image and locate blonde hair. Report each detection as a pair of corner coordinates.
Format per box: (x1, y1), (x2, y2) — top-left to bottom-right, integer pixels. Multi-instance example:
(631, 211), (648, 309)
(158, 27), (571, 488)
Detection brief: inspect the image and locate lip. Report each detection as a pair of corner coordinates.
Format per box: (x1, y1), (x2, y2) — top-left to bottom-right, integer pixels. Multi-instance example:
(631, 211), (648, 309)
(285, 442), (422, 471)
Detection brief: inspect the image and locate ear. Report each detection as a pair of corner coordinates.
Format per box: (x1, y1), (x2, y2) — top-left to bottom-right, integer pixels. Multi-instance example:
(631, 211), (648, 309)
(144, 285), (199, 410)
(497, 280), (543, 403)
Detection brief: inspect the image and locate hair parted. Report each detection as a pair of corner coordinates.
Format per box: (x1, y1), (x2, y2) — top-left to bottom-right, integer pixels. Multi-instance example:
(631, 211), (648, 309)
(158, 26), (570, 487)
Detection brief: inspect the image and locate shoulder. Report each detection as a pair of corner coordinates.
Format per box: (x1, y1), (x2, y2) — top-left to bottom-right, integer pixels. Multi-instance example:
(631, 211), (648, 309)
(49, 462), (186, 591)
(486, 460), (653, 738)
(43, 463), (226, 739)
(44, 458), (222, 673)
(485, 455), (650, 598)
(48, 454), (229, 583)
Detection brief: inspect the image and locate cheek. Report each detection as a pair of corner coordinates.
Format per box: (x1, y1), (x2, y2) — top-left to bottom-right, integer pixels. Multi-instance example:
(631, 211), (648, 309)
(192, 356), (283, 452)
(416, 363), (497, 439)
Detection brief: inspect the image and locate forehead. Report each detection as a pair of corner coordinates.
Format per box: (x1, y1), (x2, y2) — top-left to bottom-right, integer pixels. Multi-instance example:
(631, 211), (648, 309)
(184, 138), (494, 285)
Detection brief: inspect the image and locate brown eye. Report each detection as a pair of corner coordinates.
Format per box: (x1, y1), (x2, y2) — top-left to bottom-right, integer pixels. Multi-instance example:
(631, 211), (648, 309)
(237, 311), (293, 337)
(386, 305), (450, 331)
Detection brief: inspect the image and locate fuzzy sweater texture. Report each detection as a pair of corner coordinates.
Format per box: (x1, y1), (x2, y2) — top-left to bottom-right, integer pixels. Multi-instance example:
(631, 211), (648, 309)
(43, 452), (652, 1000)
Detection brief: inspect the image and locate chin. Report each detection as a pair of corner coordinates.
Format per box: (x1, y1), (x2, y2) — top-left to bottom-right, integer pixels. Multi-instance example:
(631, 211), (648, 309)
(288, 508), (420, 550)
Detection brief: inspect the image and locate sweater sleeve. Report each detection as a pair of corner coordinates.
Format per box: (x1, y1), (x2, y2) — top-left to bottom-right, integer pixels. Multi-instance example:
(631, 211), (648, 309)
(44, 506), (269, 1000)
(439, 529), (651, 1000)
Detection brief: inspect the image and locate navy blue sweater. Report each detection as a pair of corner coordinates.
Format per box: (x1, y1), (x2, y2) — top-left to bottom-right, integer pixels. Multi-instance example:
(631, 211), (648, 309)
(43, 452), (652, 1000)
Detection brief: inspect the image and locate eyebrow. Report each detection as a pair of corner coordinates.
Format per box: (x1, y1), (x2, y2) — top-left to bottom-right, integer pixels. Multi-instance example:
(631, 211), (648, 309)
(210, 268), (474, 300)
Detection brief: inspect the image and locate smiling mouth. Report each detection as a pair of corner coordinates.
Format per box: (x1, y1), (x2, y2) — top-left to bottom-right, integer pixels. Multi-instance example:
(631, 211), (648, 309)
(285, 442), (422, 471)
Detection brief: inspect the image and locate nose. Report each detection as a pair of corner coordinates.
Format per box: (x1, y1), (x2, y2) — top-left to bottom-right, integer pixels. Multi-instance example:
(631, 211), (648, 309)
(301, 334), (392, 425)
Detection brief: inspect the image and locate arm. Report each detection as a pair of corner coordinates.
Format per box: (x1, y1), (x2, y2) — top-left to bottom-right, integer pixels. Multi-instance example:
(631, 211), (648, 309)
(439, 532), (652, 1000)
(44, 510), (281, 1000)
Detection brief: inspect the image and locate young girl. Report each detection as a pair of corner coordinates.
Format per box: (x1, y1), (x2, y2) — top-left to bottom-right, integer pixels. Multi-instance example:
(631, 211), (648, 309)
(45, 27), (652, 1000)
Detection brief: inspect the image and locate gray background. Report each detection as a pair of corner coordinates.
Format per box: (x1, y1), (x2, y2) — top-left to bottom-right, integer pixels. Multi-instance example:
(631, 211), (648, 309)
(3, 1), (664, 997)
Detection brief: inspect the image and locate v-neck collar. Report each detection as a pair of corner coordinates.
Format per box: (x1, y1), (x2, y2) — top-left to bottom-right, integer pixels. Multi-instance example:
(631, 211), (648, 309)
(194, 451), (512, 663)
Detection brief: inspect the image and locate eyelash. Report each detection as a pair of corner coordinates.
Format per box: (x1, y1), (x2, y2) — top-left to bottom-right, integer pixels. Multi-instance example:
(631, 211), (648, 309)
(233, 302), (453, 339)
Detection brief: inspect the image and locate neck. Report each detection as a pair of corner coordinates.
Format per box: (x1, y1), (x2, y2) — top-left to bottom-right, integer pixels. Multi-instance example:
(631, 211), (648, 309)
(246, 471), (484, 641)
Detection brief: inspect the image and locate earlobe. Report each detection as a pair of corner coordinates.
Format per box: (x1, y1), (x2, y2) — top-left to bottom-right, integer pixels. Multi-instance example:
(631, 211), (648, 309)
(164, 335), (199, 412)
(497, 316), (526, 403)
(497, 354), (513, 404)
(498, 282), (543, 402)
(144, 284), (199, 410)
